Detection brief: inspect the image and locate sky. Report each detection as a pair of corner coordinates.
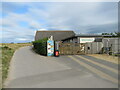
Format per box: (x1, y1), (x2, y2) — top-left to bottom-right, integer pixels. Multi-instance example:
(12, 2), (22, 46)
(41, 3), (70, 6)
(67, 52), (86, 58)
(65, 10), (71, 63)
(1, 2), (118, 43)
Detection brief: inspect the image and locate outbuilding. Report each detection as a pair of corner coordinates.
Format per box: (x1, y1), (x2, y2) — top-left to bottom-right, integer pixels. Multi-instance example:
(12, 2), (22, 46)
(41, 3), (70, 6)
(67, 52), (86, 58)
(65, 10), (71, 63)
(62, 34), (103, 43)
(35, 30), (112, 43)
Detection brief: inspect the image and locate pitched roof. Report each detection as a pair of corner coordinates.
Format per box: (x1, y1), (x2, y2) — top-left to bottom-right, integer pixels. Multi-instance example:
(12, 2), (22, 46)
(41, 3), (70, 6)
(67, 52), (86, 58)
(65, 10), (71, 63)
(35, 30), (75, 41)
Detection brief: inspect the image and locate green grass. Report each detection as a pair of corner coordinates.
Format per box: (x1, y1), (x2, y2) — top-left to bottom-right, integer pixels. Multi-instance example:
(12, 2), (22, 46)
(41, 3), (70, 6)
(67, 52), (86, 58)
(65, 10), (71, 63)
(1, 46), (14, 83)
(0, 43), (32, 88)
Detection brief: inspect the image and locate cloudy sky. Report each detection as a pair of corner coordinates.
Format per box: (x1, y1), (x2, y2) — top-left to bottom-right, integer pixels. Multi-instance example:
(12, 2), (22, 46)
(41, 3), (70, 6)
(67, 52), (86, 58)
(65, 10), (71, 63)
(1, 2), (118, 43)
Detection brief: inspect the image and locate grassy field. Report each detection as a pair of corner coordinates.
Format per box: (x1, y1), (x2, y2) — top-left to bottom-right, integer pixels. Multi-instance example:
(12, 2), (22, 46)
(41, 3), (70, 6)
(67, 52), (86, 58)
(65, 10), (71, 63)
(0, 43), (32, 88)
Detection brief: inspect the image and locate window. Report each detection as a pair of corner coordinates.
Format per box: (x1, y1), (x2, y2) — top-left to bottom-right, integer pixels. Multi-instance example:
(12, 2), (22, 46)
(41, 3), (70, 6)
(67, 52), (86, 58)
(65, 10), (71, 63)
(88, 47), (90, 50)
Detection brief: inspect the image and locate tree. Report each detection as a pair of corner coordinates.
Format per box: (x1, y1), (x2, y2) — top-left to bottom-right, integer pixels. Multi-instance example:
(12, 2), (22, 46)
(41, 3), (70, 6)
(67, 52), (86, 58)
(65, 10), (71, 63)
(102, 32), (120, 37)
(102, 32), (114, 35)
(114, 32), (120, 37)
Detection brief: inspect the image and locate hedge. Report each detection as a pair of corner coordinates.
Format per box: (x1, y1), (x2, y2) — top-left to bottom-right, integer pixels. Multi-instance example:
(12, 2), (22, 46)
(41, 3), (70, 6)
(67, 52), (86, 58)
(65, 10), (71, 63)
(32, 38), (48, 56)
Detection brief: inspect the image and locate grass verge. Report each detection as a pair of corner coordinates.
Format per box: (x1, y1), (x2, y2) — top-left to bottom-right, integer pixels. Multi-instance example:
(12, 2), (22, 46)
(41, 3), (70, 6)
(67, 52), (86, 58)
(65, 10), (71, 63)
(0, 43), (32, 88)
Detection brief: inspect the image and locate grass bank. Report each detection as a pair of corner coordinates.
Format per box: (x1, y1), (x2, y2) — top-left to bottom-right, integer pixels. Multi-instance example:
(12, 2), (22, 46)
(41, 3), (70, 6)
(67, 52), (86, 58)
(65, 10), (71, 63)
(0, 43), (32, 87)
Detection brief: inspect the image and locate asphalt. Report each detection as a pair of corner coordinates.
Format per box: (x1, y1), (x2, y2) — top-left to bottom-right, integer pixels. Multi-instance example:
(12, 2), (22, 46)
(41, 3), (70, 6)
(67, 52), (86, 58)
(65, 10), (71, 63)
(4, 46), (118, 88)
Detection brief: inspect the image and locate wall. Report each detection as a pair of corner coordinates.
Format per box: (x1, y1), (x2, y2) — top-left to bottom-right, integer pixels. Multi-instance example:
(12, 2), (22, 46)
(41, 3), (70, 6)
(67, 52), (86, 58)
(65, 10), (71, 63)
(63, 37), (101, 43)
(102, 38), (120, 54)
(63, 37), (78, 43)
(85, 42), (103, 54)
(85, 38), (120, 54)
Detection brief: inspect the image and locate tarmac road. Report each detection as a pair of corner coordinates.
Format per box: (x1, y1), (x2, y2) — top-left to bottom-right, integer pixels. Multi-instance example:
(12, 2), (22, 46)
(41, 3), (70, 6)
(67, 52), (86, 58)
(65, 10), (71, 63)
(4, 46), (118, 88)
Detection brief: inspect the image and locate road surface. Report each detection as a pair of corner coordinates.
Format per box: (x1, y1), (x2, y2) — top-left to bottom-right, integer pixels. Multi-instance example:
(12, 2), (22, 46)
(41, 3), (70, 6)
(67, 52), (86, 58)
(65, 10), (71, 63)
(4, 46), (118, 88)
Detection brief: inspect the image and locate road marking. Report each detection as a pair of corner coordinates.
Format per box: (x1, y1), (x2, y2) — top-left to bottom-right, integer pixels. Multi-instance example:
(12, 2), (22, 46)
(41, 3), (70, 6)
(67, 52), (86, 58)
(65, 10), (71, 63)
(68, 56), (118, 84)
(75, 55), (118, 74)
(87, 55), (118, 64)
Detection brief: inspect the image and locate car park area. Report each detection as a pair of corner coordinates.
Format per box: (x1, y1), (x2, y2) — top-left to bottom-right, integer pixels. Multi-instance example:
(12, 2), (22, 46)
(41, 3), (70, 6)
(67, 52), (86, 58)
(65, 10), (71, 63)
(4, 46), (118, 88)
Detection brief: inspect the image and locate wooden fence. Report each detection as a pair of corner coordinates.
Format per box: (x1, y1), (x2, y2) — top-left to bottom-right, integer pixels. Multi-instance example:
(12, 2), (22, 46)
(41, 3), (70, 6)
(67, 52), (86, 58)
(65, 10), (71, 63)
(59, 43), (85, 55)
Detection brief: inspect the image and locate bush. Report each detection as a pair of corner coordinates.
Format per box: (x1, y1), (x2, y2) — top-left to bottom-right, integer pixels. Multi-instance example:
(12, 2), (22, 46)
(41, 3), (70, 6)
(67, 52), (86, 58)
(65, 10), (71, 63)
(32, 38), (48, 56)
(1, 46), (12, 50)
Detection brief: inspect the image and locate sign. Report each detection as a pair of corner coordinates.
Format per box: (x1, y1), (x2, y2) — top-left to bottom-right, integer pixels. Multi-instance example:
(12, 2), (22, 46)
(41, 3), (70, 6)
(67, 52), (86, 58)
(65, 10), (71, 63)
(80, 38), (95, 43)
(47, 40), (54, 56)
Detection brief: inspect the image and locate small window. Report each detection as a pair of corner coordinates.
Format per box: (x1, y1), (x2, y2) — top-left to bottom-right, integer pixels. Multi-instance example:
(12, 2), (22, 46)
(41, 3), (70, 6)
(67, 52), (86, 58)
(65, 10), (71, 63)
(88, 47), (90, 50)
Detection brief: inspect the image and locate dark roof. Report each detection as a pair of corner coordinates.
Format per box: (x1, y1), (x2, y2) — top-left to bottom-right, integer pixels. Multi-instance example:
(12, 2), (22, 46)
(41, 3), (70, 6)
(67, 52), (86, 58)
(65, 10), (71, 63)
(35, 31), (75, 41)
(102, 35), (113, 37)
(75, 34), (113, 37)
(94, 38), (102, 42)
(75, 34), (102, 37)
(62, 34), (107, 41)
(62, 34), (103, 41)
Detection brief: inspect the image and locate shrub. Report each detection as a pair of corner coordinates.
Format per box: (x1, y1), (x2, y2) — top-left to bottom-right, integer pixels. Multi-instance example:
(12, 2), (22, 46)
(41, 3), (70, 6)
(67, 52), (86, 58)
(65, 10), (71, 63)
(32, 38), (48, 56)
(3, 46), (9, 49)
(1, 46), (12, 50)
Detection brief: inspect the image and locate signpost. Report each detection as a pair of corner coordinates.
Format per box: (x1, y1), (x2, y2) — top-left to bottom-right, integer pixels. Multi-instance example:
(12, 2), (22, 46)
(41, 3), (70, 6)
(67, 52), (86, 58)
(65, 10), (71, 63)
(47, 36), (54, 56)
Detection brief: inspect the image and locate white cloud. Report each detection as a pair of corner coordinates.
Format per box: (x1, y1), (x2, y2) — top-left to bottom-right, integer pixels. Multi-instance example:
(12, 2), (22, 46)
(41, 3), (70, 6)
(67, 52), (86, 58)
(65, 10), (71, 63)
(15, 38), (31, 41)
(2, 12), (43, 29)
(43, 2), (117, 33)
(38, 28), (48, 30)
(1, 0), (119, 2)
(1, 2), (118, 43)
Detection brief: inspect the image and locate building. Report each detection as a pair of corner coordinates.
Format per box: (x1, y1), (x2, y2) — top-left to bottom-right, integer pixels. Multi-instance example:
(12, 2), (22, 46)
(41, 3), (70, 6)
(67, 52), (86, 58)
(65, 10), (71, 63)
(35, 30), (112, 43)
(35, 30), (119, 54)
(62, 34), (103, 43)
